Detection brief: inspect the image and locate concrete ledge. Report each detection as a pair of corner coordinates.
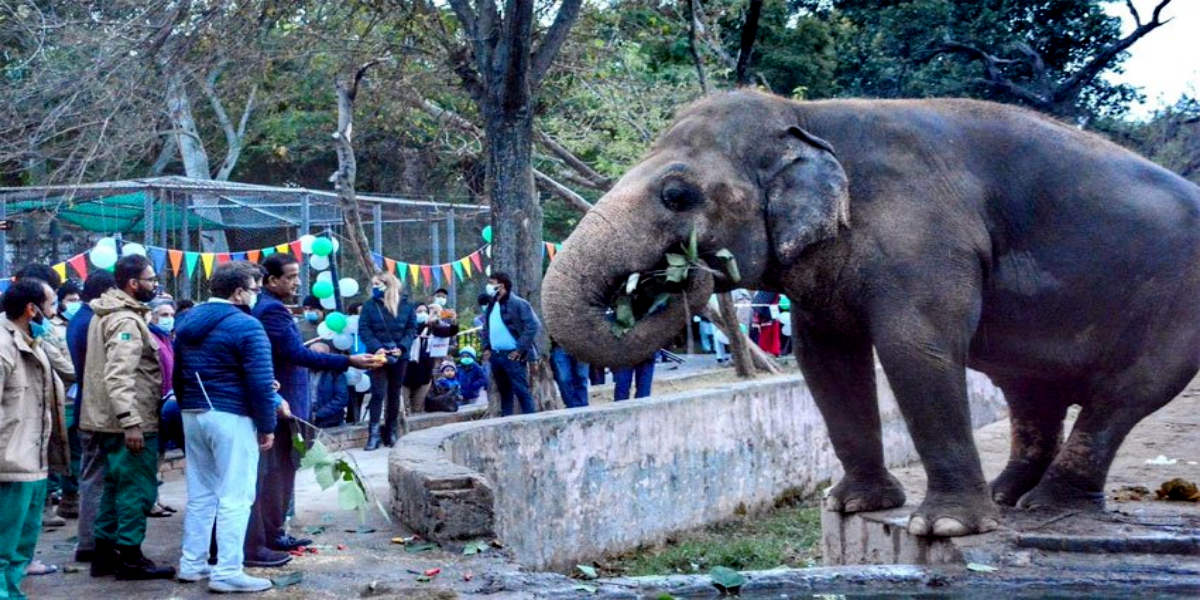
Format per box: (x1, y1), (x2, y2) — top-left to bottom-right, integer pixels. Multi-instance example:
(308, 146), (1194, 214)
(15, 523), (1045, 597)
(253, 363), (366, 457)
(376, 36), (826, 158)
(390, 368), (1007, 570)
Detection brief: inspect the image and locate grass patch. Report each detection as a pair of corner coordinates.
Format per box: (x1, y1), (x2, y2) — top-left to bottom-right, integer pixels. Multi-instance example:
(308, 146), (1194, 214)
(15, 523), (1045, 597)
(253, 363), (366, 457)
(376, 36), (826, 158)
(606, 499), (823, 577)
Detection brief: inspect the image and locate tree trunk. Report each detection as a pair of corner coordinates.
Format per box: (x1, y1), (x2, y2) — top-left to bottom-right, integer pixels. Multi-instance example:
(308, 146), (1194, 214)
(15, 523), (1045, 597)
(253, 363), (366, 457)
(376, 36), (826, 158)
(165, 72), (229, 252)
(333, 76), (379, 279)
(716, 292), (755, 378)
(735, 0), (764, 87)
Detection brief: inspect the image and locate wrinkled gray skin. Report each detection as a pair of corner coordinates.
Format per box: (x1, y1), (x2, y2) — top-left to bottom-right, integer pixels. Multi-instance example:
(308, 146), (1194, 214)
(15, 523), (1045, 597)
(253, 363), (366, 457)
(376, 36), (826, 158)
(542, 90), (1200, 537)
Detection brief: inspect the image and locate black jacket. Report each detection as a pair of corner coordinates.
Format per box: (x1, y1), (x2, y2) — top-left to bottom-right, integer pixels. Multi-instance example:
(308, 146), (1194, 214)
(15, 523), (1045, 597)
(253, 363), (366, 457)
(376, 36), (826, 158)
(482, 292), (541, 361)
(359, 296), (419, 357)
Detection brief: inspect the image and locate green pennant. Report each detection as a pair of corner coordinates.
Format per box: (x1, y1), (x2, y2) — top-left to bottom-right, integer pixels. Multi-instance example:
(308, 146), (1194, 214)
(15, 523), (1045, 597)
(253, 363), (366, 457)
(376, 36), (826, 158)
(452, 261), (465, 280)
(262, 246), (277, 257)
(185, 251), (200, 277)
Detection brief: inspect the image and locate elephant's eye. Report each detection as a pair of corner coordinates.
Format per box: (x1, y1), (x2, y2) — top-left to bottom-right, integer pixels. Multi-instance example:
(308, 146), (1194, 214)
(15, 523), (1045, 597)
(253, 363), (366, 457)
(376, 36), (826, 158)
(660, 179), (704, 212)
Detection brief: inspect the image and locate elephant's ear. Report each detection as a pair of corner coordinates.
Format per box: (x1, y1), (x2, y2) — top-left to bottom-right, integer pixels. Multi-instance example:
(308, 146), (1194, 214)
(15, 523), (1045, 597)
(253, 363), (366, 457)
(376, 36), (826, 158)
(763, 126), (850, 264)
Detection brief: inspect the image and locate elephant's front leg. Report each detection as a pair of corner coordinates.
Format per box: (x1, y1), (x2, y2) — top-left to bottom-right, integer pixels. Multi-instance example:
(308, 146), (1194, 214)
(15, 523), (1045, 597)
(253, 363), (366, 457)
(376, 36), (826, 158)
(872, 307), (1000, 537)
(797, 328), (906, 513)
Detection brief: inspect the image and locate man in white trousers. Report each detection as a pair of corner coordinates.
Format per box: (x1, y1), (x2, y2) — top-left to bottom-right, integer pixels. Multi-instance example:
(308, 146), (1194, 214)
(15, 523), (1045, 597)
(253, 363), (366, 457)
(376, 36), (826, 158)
(171, 262), (279, 593)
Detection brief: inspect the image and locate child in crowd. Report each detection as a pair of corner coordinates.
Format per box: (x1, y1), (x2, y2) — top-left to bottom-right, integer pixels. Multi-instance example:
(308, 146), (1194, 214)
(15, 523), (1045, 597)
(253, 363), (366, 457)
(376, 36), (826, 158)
(425, 363), (462, 413)
(306, 341), (351, 428)
(455, 347), (488, 404)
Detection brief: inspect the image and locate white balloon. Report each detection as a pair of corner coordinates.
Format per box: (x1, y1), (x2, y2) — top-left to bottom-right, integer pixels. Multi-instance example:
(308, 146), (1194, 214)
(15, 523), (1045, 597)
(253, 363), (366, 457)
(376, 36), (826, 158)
(345, 315), (360, 335)
(121, 242), (147, 257)
(485, 245), (492, 258)
(316, 270), (333, 283)
(346, 368), (363, 386)
(299, 234), (317, 254)
(96, 237), (117, 249)
(330, 238), (340, 254)
(355, 375), (372, 393)
(485, 265), (491, 276)
(332, 333), (353, 351)
(90, 245), (118, 269)
(338, 278), (360, 297)
(317, 322), (335, 339)
(309, 254), (330, 271)
(320, 296), (337, 311)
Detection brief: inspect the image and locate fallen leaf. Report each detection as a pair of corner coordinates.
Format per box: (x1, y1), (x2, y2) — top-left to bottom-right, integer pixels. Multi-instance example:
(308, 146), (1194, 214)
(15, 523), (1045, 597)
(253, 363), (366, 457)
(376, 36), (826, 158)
(271, 571), (304, 589)
(1155, 478), (1200, 502)
(709, 566), (746, 593)
(303, 525), (327, 536)
(576, 564), (598, 579)
(1111, 485), (1151, 502)
(966, 562), (998, 573)
(462, 540), (490, 555)
(404, 541), (439, 554)
(573, 584), (598, 594)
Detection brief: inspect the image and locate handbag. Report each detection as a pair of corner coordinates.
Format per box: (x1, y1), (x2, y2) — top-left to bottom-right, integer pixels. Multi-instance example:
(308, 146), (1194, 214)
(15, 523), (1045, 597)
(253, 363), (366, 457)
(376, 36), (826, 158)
(373, 300), (403, 363)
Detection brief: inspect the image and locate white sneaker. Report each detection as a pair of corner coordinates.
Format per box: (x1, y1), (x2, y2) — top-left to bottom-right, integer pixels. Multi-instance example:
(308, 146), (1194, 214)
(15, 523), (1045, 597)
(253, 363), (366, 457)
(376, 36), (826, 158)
(177, 567), (211, 582)
(208, 573), (273, 593)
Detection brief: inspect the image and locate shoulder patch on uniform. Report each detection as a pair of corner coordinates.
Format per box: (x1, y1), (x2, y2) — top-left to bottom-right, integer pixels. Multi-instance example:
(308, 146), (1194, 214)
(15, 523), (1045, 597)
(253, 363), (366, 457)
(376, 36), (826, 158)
(120, 332), (132, 341)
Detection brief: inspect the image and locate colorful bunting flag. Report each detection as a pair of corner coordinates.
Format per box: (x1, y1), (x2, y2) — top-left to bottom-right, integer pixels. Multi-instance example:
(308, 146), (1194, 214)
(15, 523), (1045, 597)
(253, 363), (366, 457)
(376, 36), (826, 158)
(247, 249), (261, 263)
(185, 252), (200, 278)
(149, 246), (167, 275)
(274, 244), (288, 255)
(546, 243), (557, 261)
(371, 253), (384, 270)
(262, 247), (276, 258)
(431, 267), (442, 289)
(461, 257), (473, 278)
(53, 263), (67, 283)
(168, 249), (184, 275)
(201, 253), (216, 277)
(408, 264), (420, 287)
(68, 254), (89, 280)
(420, 265), (432, 287)
(469, 252), (482, 272)
(215, 252), (231, 265)
(385, 258), (396, 274)
(452, 261), (465, 281)
(289, 241), (303, 258)
(232, 252), (247, 262)
(441, 264), (454, 285)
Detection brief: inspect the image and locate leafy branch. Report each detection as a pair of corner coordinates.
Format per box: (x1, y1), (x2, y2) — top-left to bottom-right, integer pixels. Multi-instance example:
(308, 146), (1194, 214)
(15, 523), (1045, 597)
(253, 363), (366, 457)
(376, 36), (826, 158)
(293, 417), (391, 527)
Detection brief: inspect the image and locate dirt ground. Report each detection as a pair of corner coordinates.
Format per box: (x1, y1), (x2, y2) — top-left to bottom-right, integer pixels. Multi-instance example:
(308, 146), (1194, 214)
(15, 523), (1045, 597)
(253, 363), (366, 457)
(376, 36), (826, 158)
(22, 365), (1200, 599)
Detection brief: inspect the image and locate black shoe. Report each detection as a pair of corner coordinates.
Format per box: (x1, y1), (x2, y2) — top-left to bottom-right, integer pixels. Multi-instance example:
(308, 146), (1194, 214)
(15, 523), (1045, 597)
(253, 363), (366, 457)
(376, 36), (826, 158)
(268, 534), (312, 552)
(89, 541), (116, 577)
(364, 424), (382, 451)
(384, 425), (399, 447)
(243, 549), (292, 568)
(74, 548), (95, 563)
(113, 545), (176, 581)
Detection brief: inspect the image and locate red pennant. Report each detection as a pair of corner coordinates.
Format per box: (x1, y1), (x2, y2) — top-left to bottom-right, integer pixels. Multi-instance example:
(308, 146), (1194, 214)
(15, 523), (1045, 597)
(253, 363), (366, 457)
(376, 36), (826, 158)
(168, 249), (184, 275)
(546, 243), (557, 261)
(385, 258), (396, 274)
(420, 265), (432, 287)
(289, 240), (303, 258)
(68, 254), (89, 281)
(247, 249), (261, 263)
(469, 251), (483, 272)
(216, 252), (231, 265)
(440, 264), (453, 285)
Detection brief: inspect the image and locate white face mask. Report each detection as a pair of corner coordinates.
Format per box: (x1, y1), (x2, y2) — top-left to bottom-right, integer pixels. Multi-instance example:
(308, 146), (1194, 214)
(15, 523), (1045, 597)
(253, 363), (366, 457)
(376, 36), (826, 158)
(416, 312), (428, 324)
(434, 296), (447, 306)
(243, 288), (259, 310)
(485, 284), (498, 298)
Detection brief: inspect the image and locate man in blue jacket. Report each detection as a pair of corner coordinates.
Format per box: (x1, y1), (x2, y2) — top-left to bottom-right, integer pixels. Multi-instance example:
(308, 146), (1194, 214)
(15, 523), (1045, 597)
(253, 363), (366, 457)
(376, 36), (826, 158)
(172, 262), (278, 593)
(246, 253), (377, 564)
(481, 272), (541, 416)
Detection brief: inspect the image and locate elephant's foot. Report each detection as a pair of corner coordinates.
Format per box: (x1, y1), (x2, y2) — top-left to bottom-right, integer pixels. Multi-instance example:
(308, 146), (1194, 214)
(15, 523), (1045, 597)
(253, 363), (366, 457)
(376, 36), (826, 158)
(1016, 477), (1106, 511)
(824, 472), (906, 513)
(990, 461), (1050, 506)
(907, 492), (1000, 537)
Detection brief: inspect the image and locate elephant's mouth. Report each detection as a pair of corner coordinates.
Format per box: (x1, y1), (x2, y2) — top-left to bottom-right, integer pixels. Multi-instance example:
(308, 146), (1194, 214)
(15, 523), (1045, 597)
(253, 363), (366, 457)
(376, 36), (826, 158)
(599, 244), (736, 339)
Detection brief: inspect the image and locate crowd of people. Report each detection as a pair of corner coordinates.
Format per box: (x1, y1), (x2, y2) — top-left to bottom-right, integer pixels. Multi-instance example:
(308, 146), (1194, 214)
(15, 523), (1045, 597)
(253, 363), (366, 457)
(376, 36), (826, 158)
(0, 248), (544, 596)
(0, 244), (790, 597)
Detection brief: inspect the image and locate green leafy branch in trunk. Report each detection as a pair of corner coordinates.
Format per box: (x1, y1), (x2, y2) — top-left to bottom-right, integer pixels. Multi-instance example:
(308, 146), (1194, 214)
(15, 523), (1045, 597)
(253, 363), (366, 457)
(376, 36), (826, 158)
(610, 227), (739, 338)
(293, 418), (391, 528)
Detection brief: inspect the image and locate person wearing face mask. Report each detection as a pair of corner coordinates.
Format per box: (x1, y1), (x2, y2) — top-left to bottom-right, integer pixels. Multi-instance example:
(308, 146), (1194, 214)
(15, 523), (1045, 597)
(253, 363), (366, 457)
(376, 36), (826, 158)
(147, 300), (181, 518)
(358, 272), (418, 450)
(0, 278), (69, 599)
(80, 254), (176, 580)
(297, 295), (324, 343)
(454, 347), (488, 404)
(400, 304), (437, 418)
(481, 272), (541, 416)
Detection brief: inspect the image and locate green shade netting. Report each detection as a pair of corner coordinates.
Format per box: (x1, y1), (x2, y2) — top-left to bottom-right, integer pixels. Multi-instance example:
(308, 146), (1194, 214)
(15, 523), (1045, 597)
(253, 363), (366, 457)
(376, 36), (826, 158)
(7, 191), (225, 233)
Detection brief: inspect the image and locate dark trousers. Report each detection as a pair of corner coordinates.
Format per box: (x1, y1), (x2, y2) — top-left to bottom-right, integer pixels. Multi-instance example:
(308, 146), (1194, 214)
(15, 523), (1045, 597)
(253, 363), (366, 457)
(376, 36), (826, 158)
(244, 420), (295, 556)
(589, 365), (606, 386)
(490, 353), (535, 416)
(551, 346), (590, 408)
(367, 360), (408, 434)
(94, 432), (159, 547)
(613, 357), (656, 401)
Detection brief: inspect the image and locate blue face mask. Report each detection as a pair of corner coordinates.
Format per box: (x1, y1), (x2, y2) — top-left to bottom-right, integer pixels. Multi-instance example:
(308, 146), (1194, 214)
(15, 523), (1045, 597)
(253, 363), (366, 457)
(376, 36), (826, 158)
(62, 301), (81, 321)
(459, 357), (475, 366)
(373, 288), (385, 299)
(415, 313), (428, 324)
(30, 308), (49, 339)
(304, 311), (321, 323)
(157, 317), (175, 333)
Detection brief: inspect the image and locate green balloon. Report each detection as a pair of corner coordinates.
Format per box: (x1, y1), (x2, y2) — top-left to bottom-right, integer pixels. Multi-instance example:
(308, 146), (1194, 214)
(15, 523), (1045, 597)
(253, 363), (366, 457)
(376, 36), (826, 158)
(481, 225), (493, 243)
(779, 295), (791, 311)
(312, 237), (334, 257)
(313, 280), (335, 299)
(325, 311), (347, 333)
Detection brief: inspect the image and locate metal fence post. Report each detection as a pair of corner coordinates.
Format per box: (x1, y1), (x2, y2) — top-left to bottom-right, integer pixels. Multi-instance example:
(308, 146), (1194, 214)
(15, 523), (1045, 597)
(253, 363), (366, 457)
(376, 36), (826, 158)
(431, 215), (440, 282)
(299, 193), (311, 298)
(144, 189), (156, 248)
(373, 202), (383, 260)
(0, 192), (7, 281)
(447, 208), (456, 305)
(180, 192), (192, 300)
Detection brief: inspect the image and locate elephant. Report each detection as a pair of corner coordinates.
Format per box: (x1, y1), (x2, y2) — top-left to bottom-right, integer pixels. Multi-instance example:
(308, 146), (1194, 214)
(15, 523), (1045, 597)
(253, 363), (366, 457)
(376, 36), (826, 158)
(541, 89), (1200, 538)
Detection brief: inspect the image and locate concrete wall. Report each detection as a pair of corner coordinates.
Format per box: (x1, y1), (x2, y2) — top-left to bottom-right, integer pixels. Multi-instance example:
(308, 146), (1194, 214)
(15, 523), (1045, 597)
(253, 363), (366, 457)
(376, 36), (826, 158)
(389, 369), (1007, 570)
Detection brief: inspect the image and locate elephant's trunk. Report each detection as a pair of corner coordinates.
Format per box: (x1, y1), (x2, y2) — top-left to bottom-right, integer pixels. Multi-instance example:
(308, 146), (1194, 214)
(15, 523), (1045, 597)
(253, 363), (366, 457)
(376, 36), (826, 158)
(543, 203), (713, 368)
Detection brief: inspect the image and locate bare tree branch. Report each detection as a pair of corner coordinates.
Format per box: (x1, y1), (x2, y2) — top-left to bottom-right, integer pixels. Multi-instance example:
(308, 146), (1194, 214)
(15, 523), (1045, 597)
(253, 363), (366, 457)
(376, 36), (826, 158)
(530, 0), (585, 87)
(534, 129), (613, 189)
(735, 0), (763, 87)
(686, 0), (710, 94)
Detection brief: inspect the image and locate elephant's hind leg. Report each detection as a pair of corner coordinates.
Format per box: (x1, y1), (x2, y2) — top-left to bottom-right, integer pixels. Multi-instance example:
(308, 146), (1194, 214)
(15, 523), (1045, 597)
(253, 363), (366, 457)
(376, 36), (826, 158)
(989, 381), (1070, 506)
(797, 329), (906, 514)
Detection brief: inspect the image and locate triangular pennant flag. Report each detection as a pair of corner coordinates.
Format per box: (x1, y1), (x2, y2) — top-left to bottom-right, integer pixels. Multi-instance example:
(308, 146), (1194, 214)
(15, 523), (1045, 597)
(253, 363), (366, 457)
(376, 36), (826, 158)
(262, 246), (276, 258)
(385, 258), (396, 274)
(247, 249), (261, 263)
(289, 240), (303, 258)
(185, 252), (200, 278)
(408, 264), (420, 287)
(546, 243), (557, 261)
(461, 257), (473, 278)
(168, 249), (184, 276)
(68, 254), (89, 280)
(149, 247), (167, 275)
(371, 253), (384, 270)
(420, 265), (433, 287)
(215, 252), (230, 265)
(441, 264), (454, 285)
(53, 263), (67, 283)
(431, 267), (442, 289)
(201, 253), (216, 277)
(469, 251), (483, 272)
(274, 244), (288, 254)
(232, 252), (247, 262)
(452, 260), (465, 281)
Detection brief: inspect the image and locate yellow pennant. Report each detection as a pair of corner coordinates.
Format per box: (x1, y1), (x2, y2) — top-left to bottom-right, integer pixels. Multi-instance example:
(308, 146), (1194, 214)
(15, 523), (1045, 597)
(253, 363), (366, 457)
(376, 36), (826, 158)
(201, 253), (216, 277)
(53, 263), (68, 282)
(408, 264), (421, 286)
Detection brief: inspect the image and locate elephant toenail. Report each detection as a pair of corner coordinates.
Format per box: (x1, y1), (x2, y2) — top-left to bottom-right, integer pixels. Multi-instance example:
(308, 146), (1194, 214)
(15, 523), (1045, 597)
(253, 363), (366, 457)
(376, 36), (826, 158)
(980, 518), (1000, 532)
(931, 518), (970, 537)
(908, 515), (930, 535)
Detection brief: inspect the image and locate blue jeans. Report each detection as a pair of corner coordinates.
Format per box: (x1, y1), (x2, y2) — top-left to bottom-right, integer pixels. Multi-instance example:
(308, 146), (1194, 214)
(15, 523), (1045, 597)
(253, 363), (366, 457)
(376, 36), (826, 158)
(551, 347), (590, 408)
(613, 356), (656, 401)
(491, 353), (536, 416)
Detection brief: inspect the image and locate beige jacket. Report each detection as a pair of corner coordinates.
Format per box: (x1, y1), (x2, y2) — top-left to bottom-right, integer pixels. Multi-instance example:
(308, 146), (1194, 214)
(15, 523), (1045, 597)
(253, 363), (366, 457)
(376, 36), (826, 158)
(0, 314), (74, 385)
(80, 289), (161, 433)
(0, 319), (68, 482)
